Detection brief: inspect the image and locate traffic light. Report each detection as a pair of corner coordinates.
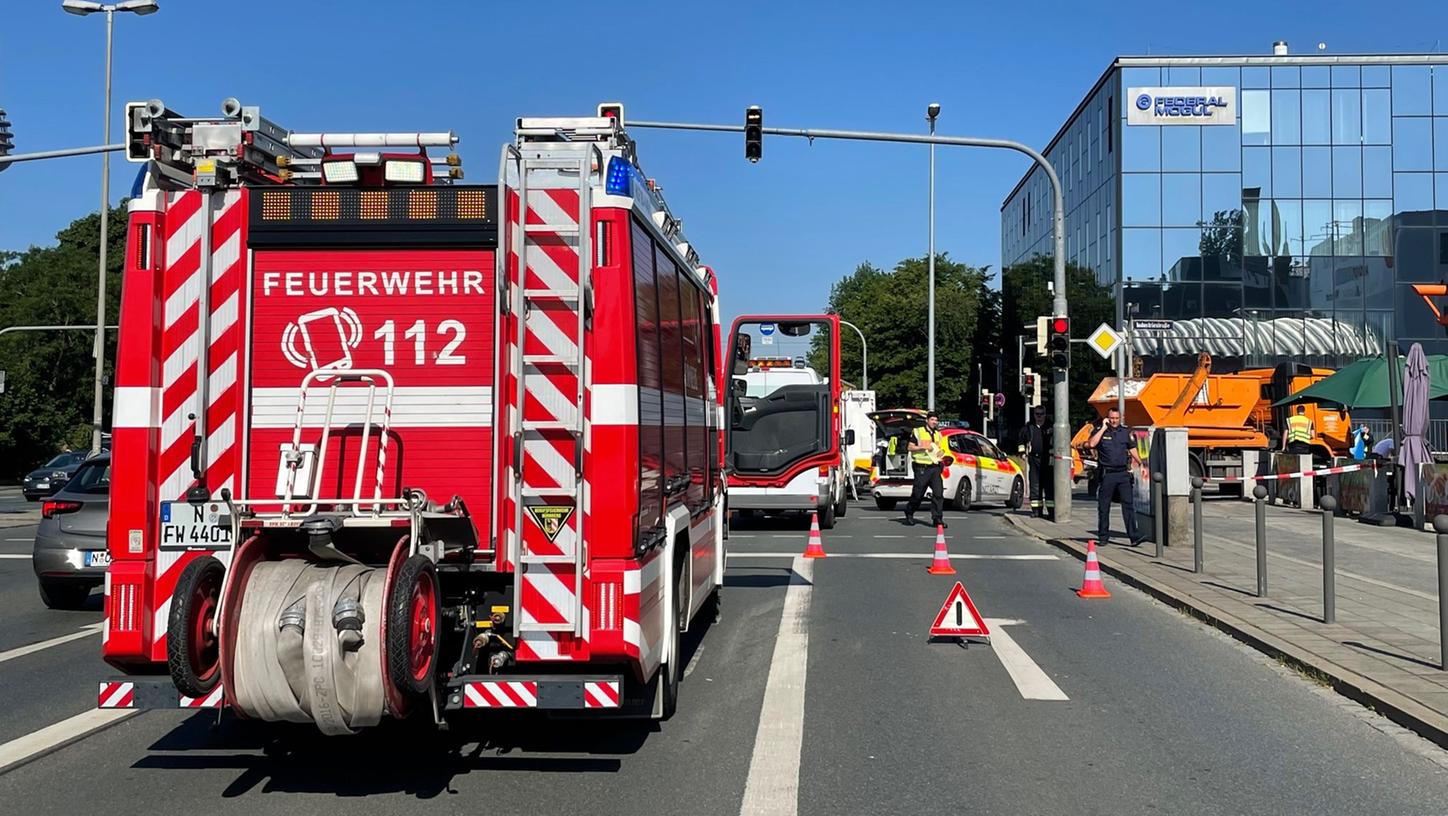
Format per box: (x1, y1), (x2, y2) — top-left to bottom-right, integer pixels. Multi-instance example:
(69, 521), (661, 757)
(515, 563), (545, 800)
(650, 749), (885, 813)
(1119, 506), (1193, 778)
(1048, 315), (1070, 369)
(1034, 316), (1049, 357)
(597, 102), (625, 125)
(0, 108), (12, 174)
(744, 105), (762, 163)
(1022, 367), (1040, 407)
(979, 388), (991, 419)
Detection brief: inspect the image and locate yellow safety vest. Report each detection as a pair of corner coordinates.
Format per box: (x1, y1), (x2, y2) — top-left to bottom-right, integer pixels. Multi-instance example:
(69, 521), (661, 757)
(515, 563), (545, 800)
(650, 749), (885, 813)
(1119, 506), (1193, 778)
(1286, 414), (1313, 444)
(912, 426), (947, 465)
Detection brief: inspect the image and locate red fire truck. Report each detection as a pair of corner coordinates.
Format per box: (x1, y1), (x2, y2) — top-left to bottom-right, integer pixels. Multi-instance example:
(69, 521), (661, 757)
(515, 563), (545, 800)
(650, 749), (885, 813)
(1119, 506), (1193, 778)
(724, 316), (849, 527)
(97, 99), (724, 727)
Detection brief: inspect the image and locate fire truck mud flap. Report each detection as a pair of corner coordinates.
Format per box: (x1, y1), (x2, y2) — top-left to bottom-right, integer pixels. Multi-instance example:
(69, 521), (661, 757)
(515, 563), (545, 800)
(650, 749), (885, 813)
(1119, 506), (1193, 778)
(444, 676), (622, 711)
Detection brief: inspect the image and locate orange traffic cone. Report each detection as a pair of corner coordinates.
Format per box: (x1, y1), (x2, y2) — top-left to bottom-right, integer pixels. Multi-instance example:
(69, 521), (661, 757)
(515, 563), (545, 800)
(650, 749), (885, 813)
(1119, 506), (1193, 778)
(1076, 540), (1111, 598)
(803, 512), (827, 558)
(926, 525), (956, 575)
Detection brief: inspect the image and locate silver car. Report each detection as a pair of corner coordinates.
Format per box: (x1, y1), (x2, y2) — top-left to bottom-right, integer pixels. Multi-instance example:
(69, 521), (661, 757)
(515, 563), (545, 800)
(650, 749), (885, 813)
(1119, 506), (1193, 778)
(32, 453), (110, 609)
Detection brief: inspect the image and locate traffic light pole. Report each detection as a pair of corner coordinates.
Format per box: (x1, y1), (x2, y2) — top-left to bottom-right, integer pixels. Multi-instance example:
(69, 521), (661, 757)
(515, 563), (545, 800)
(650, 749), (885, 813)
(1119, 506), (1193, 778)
(628, 117), (1073, 521)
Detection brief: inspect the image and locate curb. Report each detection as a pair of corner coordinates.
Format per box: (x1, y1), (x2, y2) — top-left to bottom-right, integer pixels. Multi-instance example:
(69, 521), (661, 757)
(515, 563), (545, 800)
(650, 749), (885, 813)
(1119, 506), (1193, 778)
(1004, 513), (1448, 749)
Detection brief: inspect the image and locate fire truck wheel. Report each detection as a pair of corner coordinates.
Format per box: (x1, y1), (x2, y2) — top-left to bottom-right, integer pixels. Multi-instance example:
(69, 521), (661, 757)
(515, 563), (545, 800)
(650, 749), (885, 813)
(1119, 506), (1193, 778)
(661, 559), (686, 720)
(818, 502), (836, 530)
(953, 478), (973, 512)
(874, 497), (897, 511)
(387, 555), (440, 698)
(167, 555), (225, 698)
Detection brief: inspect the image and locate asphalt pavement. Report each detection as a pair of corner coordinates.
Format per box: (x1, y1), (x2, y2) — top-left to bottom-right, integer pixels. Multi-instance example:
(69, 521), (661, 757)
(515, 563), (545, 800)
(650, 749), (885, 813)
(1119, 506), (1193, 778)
(0, 503), (1445, 815)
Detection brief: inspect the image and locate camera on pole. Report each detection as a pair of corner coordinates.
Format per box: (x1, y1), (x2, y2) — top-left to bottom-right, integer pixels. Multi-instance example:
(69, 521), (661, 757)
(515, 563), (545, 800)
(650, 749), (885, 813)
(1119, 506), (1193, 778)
(1048, 316), (1070, 369)
(0, 108), (13, 173)
(744, 106), (763, 163)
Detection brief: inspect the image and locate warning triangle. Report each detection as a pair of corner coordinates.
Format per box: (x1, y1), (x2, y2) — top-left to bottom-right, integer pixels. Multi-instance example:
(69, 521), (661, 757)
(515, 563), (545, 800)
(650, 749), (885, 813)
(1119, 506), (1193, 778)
(929, 581), (991, 639)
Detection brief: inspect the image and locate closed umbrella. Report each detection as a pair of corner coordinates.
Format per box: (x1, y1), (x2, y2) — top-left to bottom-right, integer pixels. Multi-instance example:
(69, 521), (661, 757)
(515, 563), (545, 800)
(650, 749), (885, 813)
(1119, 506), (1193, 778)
(1400, 343), (1432, 503)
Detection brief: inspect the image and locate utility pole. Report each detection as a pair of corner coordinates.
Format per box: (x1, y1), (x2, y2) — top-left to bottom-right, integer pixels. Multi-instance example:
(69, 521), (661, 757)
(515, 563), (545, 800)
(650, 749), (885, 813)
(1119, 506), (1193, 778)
(926, 103), (940, 411)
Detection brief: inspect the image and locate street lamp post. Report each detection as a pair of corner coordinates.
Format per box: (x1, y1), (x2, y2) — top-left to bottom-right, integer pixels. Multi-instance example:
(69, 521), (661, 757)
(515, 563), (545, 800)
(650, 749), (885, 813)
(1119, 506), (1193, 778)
(62, 0), (160, 454)
(839, 319), (868, 390)
(926, 102), (940, 411)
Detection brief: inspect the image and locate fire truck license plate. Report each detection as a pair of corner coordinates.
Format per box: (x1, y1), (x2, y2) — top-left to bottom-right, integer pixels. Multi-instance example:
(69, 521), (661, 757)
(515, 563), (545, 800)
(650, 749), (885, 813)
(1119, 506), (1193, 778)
(159, 501), (233, 550)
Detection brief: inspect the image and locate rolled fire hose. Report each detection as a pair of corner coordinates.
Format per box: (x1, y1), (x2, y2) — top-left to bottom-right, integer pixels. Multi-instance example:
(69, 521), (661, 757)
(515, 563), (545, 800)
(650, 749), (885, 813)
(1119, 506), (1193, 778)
(230, 560), (387, 734)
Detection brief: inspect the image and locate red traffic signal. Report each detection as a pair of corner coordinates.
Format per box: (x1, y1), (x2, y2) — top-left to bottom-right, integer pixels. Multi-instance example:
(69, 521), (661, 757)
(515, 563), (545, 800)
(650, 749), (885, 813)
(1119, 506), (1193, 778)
(1051, 317), (1069, 334)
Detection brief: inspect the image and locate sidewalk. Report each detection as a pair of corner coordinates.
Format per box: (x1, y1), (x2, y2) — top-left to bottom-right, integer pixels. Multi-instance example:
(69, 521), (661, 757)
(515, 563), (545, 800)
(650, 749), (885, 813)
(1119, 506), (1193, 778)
(1007, 494), (1448, 747)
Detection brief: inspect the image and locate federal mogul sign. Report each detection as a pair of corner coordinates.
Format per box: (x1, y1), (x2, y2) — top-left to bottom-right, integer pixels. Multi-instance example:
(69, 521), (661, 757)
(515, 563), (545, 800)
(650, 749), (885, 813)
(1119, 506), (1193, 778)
(1127, 86), (1236, 125)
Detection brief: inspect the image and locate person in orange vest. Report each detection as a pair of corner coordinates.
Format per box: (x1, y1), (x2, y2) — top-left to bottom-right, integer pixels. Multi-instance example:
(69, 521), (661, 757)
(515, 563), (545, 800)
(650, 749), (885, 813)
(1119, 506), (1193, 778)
(904, 411), (949, 528)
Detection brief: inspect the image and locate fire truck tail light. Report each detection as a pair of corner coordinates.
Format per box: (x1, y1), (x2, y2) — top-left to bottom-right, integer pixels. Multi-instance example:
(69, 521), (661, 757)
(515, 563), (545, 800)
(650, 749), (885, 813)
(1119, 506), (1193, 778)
(321, 160), (358, 184)
(605, 156), (632, 196)
(384, 159), (426, 183)
(594, 580), (622, 631)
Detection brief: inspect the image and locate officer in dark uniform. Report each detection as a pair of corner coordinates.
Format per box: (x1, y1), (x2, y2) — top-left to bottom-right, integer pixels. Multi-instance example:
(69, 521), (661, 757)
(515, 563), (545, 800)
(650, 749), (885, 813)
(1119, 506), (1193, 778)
(1088, 407), (1142, 545)
(1017, 407), (1051, 517)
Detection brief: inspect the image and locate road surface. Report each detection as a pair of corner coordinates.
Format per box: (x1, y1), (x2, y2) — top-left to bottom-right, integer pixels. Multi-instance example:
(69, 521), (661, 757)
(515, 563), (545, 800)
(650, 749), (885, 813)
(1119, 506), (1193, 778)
(1, 504), (1445, 815)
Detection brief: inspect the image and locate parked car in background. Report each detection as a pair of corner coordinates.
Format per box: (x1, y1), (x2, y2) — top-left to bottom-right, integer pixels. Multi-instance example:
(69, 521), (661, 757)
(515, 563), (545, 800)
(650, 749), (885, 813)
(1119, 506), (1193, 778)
(869, 410), (1024, 512)
(22, 451), (90, 501)
(32, 453), (110, 609)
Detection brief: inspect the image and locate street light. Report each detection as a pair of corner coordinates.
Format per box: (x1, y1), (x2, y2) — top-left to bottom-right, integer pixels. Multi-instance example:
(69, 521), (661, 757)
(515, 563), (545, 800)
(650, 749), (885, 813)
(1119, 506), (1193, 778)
(838, 319), (868, 390)
(926, 102), (940, 411)
(61, 0), (159, 454)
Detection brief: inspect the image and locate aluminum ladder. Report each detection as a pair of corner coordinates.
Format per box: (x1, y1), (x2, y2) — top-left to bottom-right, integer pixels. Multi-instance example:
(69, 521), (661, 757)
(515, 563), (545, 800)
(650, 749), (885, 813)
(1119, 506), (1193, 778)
(505, 143), (598, 636)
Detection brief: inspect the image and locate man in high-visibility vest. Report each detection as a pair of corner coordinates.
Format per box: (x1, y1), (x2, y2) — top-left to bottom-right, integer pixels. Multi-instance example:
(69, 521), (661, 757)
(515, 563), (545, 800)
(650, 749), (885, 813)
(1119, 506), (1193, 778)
(1282, 405), (1314, 455)
(904, 411), (949, 527)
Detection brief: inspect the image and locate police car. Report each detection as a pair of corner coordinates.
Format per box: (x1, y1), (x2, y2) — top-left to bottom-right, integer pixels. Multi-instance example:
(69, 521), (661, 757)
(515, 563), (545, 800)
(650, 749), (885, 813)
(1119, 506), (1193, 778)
(868, 410), (1024, 512)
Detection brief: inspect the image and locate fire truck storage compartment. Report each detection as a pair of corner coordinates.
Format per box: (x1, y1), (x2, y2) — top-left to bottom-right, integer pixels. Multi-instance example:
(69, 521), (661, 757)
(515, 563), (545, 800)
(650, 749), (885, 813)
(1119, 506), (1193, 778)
(730, 384), (832, 474)
(243, 186), (497, 538)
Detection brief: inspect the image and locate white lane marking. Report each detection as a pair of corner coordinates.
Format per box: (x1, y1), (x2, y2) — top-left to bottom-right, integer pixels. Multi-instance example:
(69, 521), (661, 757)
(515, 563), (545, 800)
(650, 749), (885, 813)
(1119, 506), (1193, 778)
(738, 556), (813, 816)
(0, 623), (105, 665)
(975, 535), (1007, 539)
(5, 538), (34, 542)
(0, 708), (139, 771)
(729, 552), (1057, 560)
(983, 618), (1069, 701)
(0, 554), (32, 559)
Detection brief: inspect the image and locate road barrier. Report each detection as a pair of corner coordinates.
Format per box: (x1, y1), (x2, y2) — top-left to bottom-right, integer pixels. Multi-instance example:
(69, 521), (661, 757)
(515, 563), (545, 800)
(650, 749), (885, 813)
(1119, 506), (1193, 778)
(1435, 516), (1448, 671)
(1254, 485), (1269, 597)
(1191, 476), (1204, 574)
(1152, 471), (1165, 557)
(1207, 461), (1378, 485)
(1320, 494), (1337, 624)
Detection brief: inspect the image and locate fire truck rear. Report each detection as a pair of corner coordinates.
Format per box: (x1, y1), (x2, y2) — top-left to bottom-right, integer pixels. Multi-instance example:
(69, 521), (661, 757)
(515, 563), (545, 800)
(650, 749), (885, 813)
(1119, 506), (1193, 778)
(99, 99), (724, 727)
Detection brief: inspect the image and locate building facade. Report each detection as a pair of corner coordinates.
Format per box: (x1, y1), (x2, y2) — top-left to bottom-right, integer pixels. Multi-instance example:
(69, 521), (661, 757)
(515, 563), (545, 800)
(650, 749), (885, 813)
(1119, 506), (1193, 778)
(1002, 50), (1448, 372)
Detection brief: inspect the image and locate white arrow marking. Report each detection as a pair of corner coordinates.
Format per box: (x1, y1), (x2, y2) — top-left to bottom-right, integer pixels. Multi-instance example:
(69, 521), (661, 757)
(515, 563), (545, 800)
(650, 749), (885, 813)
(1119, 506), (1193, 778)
(983, 618), (1069, 701)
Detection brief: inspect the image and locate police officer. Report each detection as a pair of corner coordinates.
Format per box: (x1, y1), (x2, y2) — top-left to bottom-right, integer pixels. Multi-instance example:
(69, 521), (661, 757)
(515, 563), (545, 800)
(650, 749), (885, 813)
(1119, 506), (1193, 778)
(904, 411), (949, 528)
(1089, 407), (1142, 545)
(1283, 405), (1314, 455)
(1018, 406), (1051, 517)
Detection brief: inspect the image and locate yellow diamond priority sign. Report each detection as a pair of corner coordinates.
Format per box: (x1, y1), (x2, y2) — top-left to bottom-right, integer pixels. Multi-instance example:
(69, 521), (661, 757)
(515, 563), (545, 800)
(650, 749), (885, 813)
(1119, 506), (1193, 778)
(1087, 323), (1122, 359)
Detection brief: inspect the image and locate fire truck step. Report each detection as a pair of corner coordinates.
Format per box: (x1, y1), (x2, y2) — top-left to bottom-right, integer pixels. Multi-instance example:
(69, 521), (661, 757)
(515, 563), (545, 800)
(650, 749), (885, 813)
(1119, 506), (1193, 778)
(523, 421), (578, 431)
(522, 354), (579, 366)
(521, 486), (575, 498)
(522, 223), (581, 236)
(522, 289), (580, 300)
(520, 553), (575, 565)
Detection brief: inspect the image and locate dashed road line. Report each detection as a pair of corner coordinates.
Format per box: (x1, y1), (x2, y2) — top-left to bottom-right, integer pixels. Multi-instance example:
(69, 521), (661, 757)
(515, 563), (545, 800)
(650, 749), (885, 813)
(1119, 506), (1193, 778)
(730, 552), (1057, 560)
(983, 618), (1069, 701)
(0, 708), (139, 773)
(0, 554), (32, 560)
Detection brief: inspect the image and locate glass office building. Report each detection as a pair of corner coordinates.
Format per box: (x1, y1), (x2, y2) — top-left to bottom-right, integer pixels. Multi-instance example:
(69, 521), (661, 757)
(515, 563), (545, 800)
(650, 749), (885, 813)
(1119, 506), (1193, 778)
(1001, 51), (1448, 372)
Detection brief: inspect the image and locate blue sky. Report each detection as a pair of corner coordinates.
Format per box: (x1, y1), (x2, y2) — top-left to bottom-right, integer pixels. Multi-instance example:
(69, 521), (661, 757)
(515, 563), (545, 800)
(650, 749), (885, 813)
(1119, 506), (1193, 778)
(2, 0), (1444, 323)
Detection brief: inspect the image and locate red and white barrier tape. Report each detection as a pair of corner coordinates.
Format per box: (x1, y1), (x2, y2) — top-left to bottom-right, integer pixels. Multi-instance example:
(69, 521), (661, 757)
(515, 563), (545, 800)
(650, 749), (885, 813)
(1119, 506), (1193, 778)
(1203, 461), (1380, 484)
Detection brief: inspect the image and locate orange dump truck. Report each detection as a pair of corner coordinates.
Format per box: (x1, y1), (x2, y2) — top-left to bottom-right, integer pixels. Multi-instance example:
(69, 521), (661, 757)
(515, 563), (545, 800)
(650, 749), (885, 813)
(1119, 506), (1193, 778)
(1070, 356), (1350, 485)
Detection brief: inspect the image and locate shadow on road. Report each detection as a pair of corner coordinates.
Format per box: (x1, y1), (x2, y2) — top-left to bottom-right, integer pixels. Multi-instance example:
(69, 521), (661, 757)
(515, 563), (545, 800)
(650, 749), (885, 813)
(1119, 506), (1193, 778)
(131, 599), (731, 797)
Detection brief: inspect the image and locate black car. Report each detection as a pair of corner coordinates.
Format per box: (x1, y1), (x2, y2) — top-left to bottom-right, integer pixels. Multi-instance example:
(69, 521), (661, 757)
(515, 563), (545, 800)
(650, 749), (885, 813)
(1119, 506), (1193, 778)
(22, 451), (90, 501)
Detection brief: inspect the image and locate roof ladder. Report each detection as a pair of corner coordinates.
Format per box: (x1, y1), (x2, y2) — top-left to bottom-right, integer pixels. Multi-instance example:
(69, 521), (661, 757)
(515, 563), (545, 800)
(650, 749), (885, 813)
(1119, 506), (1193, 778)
(507, 143), (598, 636)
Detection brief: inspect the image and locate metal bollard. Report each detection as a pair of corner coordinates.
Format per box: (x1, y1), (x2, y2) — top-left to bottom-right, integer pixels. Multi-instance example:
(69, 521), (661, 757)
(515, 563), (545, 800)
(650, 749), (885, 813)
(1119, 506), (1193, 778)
(1191, 476), (1204, 574)
(1253, 484), (1268, 597)
(1152, 471), (1165, 557)
(1435, 515), (1448, 670)
(1320, 494), (1337, 624)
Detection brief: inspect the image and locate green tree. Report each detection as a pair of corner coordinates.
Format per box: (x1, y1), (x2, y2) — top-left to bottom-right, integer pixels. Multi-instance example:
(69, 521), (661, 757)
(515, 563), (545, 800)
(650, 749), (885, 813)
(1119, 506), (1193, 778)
(810, 254), (991, 419)
(999, 255), (1116, 440)
(0, 205), (126, 478)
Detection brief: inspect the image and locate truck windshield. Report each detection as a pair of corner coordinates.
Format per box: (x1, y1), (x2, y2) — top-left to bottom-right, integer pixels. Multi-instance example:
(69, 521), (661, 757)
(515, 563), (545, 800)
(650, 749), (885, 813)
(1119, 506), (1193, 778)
(744, 368), (820, 398)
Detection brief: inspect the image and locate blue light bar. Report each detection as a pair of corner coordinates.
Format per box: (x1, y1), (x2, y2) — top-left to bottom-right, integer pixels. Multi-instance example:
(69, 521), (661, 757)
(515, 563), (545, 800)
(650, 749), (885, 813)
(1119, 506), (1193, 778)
(605, 155), (632, 196)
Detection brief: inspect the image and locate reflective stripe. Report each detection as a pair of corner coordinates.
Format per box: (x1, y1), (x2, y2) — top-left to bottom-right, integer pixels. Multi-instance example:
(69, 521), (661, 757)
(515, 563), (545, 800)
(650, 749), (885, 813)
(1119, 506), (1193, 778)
(911, 427), (946, 465)
(1286, 415), (1312, 444)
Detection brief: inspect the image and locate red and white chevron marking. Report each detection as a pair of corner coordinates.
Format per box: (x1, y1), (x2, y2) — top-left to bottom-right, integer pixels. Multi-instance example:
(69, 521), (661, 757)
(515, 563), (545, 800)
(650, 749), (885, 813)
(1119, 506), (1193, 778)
(1207, 462), (1378, 484)
(180, 687), (226, 708)
(98, 681), (135, 709)
(506, 183), (590, 662)
(582, 680), (621, 709)
(150, 190), (246, 652)
(461, 680), (539, 708)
